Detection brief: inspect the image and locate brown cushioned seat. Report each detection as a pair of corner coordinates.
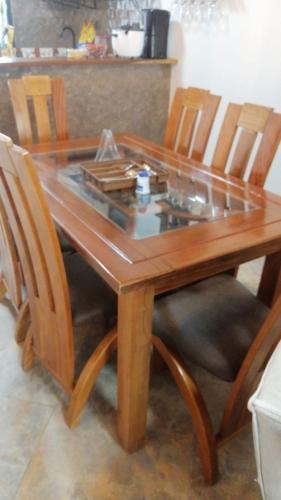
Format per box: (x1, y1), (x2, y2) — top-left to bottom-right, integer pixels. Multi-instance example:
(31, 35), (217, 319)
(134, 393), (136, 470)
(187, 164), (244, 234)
(153, 274), (269, 382)
(64, 253), (117, 327)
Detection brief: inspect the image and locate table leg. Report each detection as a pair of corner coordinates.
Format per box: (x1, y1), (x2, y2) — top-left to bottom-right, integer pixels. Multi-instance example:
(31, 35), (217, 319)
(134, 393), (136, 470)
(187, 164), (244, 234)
(117, 284), (154, 453)
(258, 251), (281, 306)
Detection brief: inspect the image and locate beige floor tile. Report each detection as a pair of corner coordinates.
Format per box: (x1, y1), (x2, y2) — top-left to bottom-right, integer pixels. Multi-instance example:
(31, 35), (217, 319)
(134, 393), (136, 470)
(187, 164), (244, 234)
(0, 396), (54, 500)
(0, 303), (64, 408)
(15, 369), (261, 500)
(0, 301), (16, 353)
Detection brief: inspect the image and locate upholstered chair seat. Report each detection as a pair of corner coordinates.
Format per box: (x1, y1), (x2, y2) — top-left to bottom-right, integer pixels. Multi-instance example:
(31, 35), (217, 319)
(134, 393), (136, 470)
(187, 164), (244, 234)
(154, 273), (268, 382)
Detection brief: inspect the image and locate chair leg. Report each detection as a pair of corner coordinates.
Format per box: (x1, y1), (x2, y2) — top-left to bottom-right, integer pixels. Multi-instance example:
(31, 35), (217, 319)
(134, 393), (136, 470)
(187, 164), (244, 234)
(22, 326), (35, 371)
(0, 278), (6, 301)
(66, 328), (117, 429)
(218, 376), (257, 441)
(152, 336), (218, 485)
(15, 299), (30, 344)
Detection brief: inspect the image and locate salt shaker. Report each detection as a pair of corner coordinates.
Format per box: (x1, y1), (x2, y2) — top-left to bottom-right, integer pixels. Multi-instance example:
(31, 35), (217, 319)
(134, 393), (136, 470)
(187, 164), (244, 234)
(136, 170), (150, 195)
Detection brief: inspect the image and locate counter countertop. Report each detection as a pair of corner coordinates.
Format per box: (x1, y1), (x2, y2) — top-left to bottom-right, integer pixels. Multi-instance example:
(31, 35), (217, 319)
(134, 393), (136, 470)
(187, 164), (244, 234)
(0, 56), (177, 69)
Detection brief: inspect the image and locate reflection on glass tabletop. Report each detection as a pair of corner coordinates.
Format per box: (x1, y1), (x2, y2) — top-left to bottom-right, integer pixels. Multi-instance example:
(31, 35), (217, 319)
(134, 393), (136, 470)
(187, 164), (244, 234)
(36, 144), (259, 240)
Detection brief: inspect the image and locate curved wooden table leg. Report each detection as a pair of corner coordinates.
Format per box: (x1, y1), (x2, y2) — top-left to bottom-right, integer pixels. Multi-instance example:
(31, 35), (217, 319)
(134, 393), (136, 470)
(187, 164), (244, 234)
(15, 299), (30, 344)
(22, 326), (35, 371)
(66, 328), (117, 428)
(152, 336), (218, 485)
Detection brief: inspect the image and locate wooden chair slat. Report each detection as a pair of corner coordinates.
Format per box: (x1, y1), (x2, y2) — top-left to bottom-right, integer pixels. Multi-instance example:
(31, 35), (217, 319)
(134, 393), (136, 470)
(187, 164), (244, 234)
(238, 103), (272, 133)
(228, 128), (257, 179)
(182, 86), (209, 109)
(33, 95), (52, 144)
(249, 112), (281, 187)
(0, 197), (22, 310)
(4, 172), (54, 311)
(177, 108), (197, 155)
(164, 87), (186, 150)
(12, 150), (71, 317)
(8, 75), (69, 146)
(0, 173), (38, 301)
(22, 75), (52, 96)
(8, 79), (33, 147)
(165, 87), (221, 162)
(52, 77), (69, 141)
(211, 103), (242, 172)
(211, 102), (280, 188)
(192, 94), (221, 162)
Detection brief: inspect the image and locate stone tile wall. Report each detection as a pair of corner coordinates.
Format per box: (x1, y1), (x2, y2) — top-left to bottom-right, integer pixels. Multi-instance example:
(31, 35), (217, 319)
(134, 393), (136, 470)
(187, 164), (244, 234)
(10, 0), (110, 48)
(0, 62), (171, 143)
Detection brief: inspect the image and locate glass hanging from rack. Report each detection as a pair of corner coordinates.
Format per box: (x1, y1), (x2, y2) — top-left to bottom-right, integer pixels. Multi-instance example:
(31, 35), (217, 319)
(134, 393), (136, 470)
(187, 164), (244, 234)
(107, 0), (161, 30)
(171, 0), (229, 31)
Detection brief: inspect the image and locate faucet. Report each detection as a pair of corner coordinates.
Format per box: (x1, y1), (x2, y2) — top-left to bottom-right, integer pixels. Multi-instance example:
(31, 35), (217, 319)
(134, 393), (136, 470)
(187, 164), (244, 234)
(59, 26), (76, 49)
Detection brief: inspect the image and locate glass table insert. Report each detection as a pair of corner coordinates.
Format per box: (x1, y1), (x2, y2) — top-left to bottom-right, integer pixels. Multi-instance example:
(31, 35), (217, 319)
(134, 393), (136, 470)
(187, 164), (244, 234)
(34, 144), (260, 240)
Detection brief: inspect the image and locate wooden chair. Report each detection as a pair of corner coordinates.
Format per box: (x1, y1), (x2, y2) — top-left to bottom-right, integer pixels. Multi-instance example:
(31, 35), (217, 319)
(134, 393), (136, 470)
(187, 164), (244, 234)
(8, 75), (69, 147)
(0, 197), (30, 342)
(8, 75), (74, 253)
(164, 87), (221, 161)
(152, 273), (281, 484)
(0, 134), (117, 427)
(211, 102), (281, 187)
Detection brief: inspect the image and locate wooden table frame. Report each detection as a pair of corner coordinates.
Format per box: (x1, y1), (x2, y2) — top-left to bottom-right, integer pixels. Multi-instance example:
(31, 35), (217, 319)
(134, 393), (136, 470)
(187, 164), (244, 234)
(32, 134), (281, 452)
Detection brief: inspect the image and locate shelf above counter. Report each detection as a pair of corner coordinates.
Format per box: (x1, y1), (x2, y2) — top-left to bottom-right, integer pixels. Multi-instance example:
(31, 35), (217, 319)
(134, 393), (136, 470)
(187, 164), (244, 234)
(0, 56), (177, 70)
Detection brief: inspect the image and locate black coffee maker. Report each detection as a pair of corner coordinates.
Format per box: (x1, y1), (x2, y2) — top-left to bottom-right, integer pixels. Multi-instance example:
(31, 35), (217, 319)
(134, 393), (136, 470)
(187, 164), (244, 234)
(141, 9), (170, 59)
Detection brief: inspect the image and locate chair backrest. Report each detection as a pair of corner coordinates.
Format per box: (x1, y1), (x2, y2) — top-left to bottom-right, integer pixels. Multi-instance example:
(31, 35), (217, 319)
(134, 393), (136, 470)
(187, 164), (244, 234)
(8, 75), (69, 147)
(220, 291), (281, 439)
(164, 87), (221, 161)
(0, 134), (74, 391)
(0, 196), (22, 311)
(211, 102), (281, 187)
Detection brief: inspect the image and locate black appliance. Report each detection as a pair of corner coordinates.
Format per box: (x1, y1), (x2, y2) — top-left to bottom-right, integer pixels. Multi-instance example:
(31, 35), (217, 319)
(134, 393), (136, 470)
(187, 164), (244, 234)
(141, 9), (170, 59)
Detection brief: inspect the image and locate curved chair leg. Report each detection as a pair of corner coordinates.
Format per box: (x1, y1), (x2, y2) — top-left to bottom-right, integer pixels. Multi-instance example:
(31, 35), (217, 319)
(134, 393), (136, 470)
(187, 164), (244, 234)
(218, 373), (259, 442)
(66, 328), (117, 429)
(22, 326), (35, 371)
(15, 299), (30, 344)
(0, 278), (6, 301)
(152, 336), (218, 485)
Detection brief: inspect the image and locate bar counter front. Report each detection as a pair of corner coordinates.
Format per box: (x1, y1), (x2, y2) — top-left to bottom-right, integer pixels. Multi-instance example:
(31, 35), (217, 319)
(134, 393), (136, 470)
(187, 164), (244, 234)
(0, 56), (176, 145)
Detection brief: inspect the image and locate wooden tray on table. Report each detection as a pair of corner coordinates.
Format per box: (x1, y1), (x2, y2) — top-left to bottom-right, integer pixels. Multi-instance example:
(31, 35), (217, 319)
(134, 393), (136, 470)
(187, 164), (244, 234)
(80, 158), (169, 192)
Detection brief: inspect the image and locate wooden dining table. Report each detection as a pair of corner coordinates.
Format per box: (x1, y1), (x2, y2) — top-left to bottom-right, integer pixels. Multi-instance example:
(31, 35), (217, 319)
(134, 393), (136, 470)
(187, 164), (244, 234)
(31, 133), (281, 453)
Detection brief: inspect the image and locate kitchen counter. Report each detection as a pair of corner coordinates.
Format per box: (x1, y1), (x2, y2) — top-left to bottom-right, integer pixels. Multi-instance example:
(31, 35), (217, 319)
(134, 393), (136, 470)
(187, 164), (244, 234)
(0, 55), (176, 144)
(0, 56), (177, 69)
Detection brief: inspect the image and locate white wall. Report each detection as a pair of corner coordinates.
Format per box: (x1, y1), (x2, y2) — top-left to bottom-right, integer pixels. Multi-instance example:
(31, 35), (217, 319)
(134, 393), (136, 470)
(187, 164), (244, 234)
(162, 0), (281, 194)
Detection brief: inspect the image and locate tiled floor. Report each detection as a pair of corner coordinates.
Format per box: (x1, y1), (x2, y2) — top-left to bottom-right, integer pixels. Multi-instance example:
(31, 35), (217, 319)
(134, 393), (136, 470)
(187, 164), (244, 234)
(0, 261), (263, 500)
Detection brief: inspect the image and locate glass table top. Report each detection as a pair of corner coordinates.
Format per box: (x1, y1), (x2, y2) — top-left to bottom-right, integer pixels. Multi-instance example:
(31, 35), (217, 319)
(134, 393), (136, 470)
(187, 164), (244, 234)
(34, 144), (260, 240)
